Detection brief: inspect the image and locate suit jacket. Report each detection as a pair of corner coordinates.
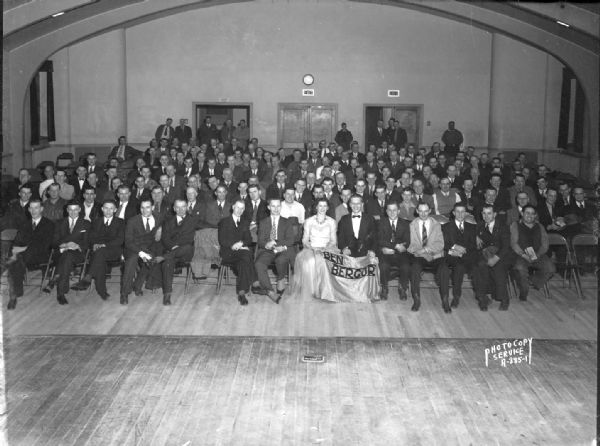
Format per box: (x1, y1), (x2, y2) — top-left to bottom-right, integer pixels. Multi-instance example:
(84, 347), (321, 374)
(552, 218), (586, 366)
(124, 214), (162, 258)
(152, 165), (169, 183)
(197, 124), (219, 145)
(2, 199), (31, 229)
(218, 215), (253, 257)
(132, 187), (151, 203)
(508, 185), (537, 208)
(337, 213), (377, 257)
(266, 182), (289, 200)
(162, 214), (201, 251)
(174, 125), (193, 144)
(220, 181), (239, 198)
(242, 198), (269, 224)
(367, 127), (386, 148)
(335, 203), (349, 223)
(89, 217), (125, 249)
(186, 201), (205, 219)
(13, 216), (55, 262)
(203, 200), (232, 228)
(442, 220), (477, 261)
(108, 145), (139, 161)
(53, 217), (91, 251)
(377, 217), (411, 255)
(116, 200), (139, 221)
(155, 124), (176, 142)
(537, 201), (564, 228)
(79, 201), (103, 222)
(257, 216), (295, 250)
(200, 165), (223, 181)
(152, 201), (171, 221)
(458, 190), (478, 214)
(475, 220), (511, 262)
(70, 178), (90, 199)
(365, 198), (387, 220)
(407, 217), (444, 258)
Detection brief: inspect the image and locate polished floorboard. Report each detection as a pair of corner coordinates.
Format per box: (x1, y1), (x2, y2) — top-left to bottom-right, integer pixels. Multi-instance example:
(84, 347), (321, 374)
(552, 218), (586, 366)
(4, 336), (596, 446)
(2, 272), (597, 339)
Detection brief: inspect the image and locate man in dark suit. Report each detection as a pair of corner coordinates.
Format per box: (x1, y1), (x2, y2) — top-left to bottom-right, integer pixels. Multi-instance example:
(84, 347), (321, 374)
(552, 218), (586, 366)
(85, 153), (104, 179)
(338, 195), (377, 258)
(150, 186), (171, 221)
(439, 203), (477, 311)
(152, 154), (171, 183)
(115, 185), (139, 221)
(242, 184), (269, 226)
(367, 119), (386, 148)
(174, 118), (193, 144)
(266, 169), (289, 200)
(388, 119), (408, 149)
(472, 204), (512, 311)
(366, 185), (388, 221)
(5, 199), (54, 309)
(185, 187), (205, 219)
(131, 176), (152, 203)
(218, 200), (257, 305)
(43, 201), (91, 305)
(157, 199), (201, 305)
(79, 186), (102, 222)
(200, 158), (222, 181)
(108, 136), (138, 162)
(2, 184), (32, 230)
(120, 199), (164, 304)
(377, 201), (411, 300)
(70, 165), (90, 200)
(71, 200), (125, 300)
(220, 168), (239, 200)
(196, 116), (219, 146)
(253, 198), (296, 302)
(155, 118), (175, 143)
(165, 164), (186, 198)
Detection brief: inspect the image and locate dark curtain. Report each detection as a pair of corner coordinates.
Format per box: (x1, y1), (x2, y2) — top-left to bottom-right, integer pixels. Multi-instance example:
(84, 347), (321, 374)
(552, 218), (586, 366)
(30, 75), (40, 146)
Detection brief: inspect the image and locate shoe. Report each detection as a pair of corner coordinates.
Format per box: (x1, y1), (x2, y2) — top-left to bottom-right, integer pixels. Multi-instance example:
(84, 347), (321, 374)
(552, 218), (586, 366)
(450, 296), (460, 308)
(57, 295), (68, 305)
(7, 299), (16, 310)
(120, 295), (128, 305)
(99, 292), (110, 301)
(442, 297), (452, 314)
(71, 279), (91, 291)
(251, 285), (268, 295)
(192, 275), (207, 284)
(380, 287), (388, 300)
(478, 296), (489, 311)
(519, 293), (527, 301)
(238, 292), (248, 306)
(411, 295), (421, 312)
(499, 300), (509, 311)
(267, 291), (279, 304)
(134, 289), (143, 297)
(163, 293), (171, 306)
(398, 286), (407, 301)
(43, 278), (57, 294)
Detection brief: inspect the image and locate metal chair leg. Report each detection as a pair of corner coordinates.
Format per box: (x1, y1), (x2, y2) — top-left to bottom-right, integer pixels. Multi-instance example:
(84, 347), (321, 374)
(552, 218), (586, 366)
(184, 265), (191, 296)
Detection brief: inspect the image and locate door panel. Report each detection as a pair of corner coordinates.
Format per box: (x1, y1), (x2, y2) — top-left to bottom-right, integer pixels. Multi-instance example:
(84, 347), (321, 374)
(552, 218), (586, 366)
(281, 107), (308, 149)
(310, 107), (335, 144)
(279, 103), (337, 149)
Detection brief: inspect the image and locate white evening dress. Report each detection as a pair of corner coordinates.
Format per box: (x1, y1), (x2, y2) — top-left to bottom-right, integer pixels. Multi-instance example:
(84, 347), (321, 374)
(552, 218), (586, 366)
(292, 215), (339, 301)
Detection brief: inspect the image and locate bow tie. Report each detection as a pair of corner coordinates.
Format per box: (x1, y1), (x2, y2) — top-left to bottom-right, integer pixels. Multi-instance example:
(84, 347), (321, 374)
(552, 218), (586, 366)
(352, 214), (361, 218)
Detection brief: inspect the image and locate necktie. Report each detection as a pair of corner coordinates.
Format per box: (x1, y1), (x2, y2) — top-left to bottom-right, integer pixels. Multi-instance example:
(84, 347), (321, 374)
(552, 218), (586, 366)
(422, 222), (428, 245)
(379, 200), (384, 208)
(188, 203), (193, 211)
(352, 214), (360, 218)
(117, 146), (124, 159)
(117, 203), (124, 217)
(178, 218), (183, 227)
(234, 218), (238, 228)
(391, 220), (396, 232)
(32, 221), (37, 231)
(459, 222), (464, 233)
(186, 169), (191, 177)
(218, 202), (223, 213)
(105, 219), (110, 227)
(170, 178), (175, 188)
(69, 218), (75, 233)
(145, 218), (151, 233)
(578, 202), (584, 209)
(270, 218), (277, 240)
(486, 223), (491, 233)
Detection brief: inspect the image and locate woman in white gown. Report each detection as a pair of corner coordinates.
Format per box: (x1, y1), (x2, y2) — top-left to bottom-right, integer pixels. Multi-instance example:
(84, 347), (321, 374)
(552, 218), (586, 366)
(292, 199), (339, 301)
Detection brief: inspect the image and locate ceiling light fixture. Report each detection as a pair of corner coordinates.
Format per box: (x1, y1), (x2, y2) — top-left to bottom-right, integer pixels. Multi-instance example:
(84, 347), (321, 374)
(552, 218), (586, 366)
(556, 20), (570, 27)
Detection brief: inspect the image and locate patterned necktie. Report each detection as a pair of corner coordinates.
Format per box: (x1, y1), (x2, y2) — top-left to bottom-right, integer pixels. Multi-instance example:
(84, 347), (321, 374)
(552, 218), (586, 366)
(391, 220), (396, 233)
(270, 218), (277, 240)
(422, 222), (428, 246)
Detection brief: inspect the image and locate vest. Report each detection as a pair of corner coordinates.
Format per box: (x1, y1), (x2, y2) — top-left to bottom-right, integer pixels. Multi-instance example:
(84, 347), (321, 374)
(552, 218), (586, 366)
(434, 191), (457, 216)
(516, 222), (542, 252)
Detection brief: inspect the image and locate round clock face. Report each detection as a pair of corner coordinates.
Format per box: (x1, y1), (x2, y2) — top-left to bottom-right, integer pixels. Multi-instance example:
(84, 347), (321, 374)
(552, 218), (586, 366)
(303, 74), (314, 86)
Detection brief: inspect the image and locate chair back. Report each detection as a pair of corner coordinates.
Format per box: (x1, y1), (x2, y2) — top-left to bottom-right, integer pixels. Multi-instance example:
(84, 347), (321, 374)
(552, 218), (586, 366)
(571, 234), (598, 247)
(1, 229), (18, 242)
(56, 153), (75, 168)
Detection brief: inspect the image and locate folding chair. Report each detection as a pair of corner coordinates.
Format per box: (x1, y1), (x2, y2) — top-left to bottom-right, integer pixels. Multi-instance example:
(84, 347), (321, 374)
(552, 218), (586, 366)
(23, 249), (55, 293)
(547, 232), (579, 297)
(216, 260), (235, 295)
(571, 234), (598, 300)
(175, 260), (193, 296)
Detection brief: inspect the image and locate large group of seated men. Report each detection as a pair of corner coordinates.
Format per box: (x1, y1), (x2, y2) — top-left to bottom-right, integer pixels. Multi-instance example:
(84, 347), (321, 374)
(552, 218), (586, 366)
(1, 116), (597, 311)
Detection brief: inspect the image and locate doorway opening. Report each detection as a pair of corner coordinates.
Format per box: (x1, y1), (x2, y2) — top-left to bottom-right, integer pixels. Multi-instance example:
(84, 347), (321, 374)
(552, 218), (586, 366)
(194, 103), (252, 140)
(364, 104), (422, 148)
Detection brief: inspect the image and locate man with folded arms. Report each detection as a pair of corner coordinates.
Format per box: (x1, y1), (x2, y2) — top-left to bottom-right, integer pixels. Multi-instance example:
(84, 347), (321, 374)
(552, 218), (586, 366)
(71, 200), (125, 300)
(120, 199), (164, 305)
(44, 200), (90, 305)
(253, 198), (296, 303)
(439, 203), (477, 311)
(510, 205), (554, 301)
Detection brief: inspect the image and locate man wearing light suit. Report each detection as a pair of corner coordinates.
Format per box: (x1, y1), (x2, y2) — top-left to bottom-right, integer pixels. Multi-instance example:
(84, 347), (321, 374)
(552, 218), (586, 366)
(253, 198), (296, 303)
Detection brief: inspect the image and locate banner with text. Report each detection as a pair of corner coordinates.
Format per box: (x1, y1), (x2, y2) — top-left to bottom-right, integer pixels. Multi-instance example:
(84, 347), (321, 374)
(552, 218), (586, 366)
(319, 251), (381, 302)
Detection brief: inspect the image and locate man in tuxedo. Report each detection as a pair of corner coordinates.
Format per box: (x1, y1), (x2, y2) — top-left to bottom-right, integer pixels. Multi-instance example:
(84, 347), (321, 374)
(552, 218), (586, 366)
(253, 198), (296, 302)
(5, 199), (54, 309)
(71, 200), (125, 299)
(108, 136), (138, 162)
(155, 118), (175, 143)
(43, 201), (90, 305)
(120, 199), (164, 305)
(174, 118), (192, 144)
(472, 204), (511, 311)
(377, 201), (411, 300)
(338, 195), (377, 258)
(79, 186), (102, 222)
(218, 200), (257, 305)
(510, 205), (554, 301)
(115, 185), (139, 221)
(407, 202), (446, 312)
(439, 203), (477, 311)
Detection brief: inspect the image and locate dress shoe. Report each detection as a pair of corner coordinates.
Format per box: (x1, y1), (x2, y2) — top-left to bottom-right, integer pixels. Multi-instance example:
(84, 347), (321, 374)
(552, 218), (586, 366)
(57, 295), (68, 305)
(7, 299), (16, 310)
(251, 285), (268, 295)
(518, 293), (527, 301)
(398, 286), (407, 301)
(267, 290), (280, 304)
(499, 300), (509, 311)
(442, 297), (452, 314)
(450, 296), (460, 308)
(71, 279), (91, 291)
(478, 296), (489, 311)
(192, 275), (207, 283)
(43, 278), (57, 294)
(380, 287), (388, 300)
(163, 293), (172, 306)
(237, 292), (248, 306)
(120, 295), (128, 305)
(411, 295), (421, 312)
(99, 292), (110, 301)
(134, 289), (143, 297)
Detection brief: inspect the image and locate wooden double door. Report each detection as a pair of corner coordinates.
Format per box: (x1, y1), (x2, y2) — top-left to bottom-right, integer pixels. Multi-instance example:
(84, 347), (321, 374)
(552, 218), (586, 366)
(278, 103), (337, 149)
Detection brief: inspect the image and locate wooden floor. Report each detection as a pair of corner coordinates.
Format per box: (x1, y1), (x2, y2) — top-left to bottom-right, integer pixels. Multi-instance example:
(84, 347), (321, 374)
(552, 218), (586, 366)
(2, 271), (597, 339)
(3, 336), (596, 446)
